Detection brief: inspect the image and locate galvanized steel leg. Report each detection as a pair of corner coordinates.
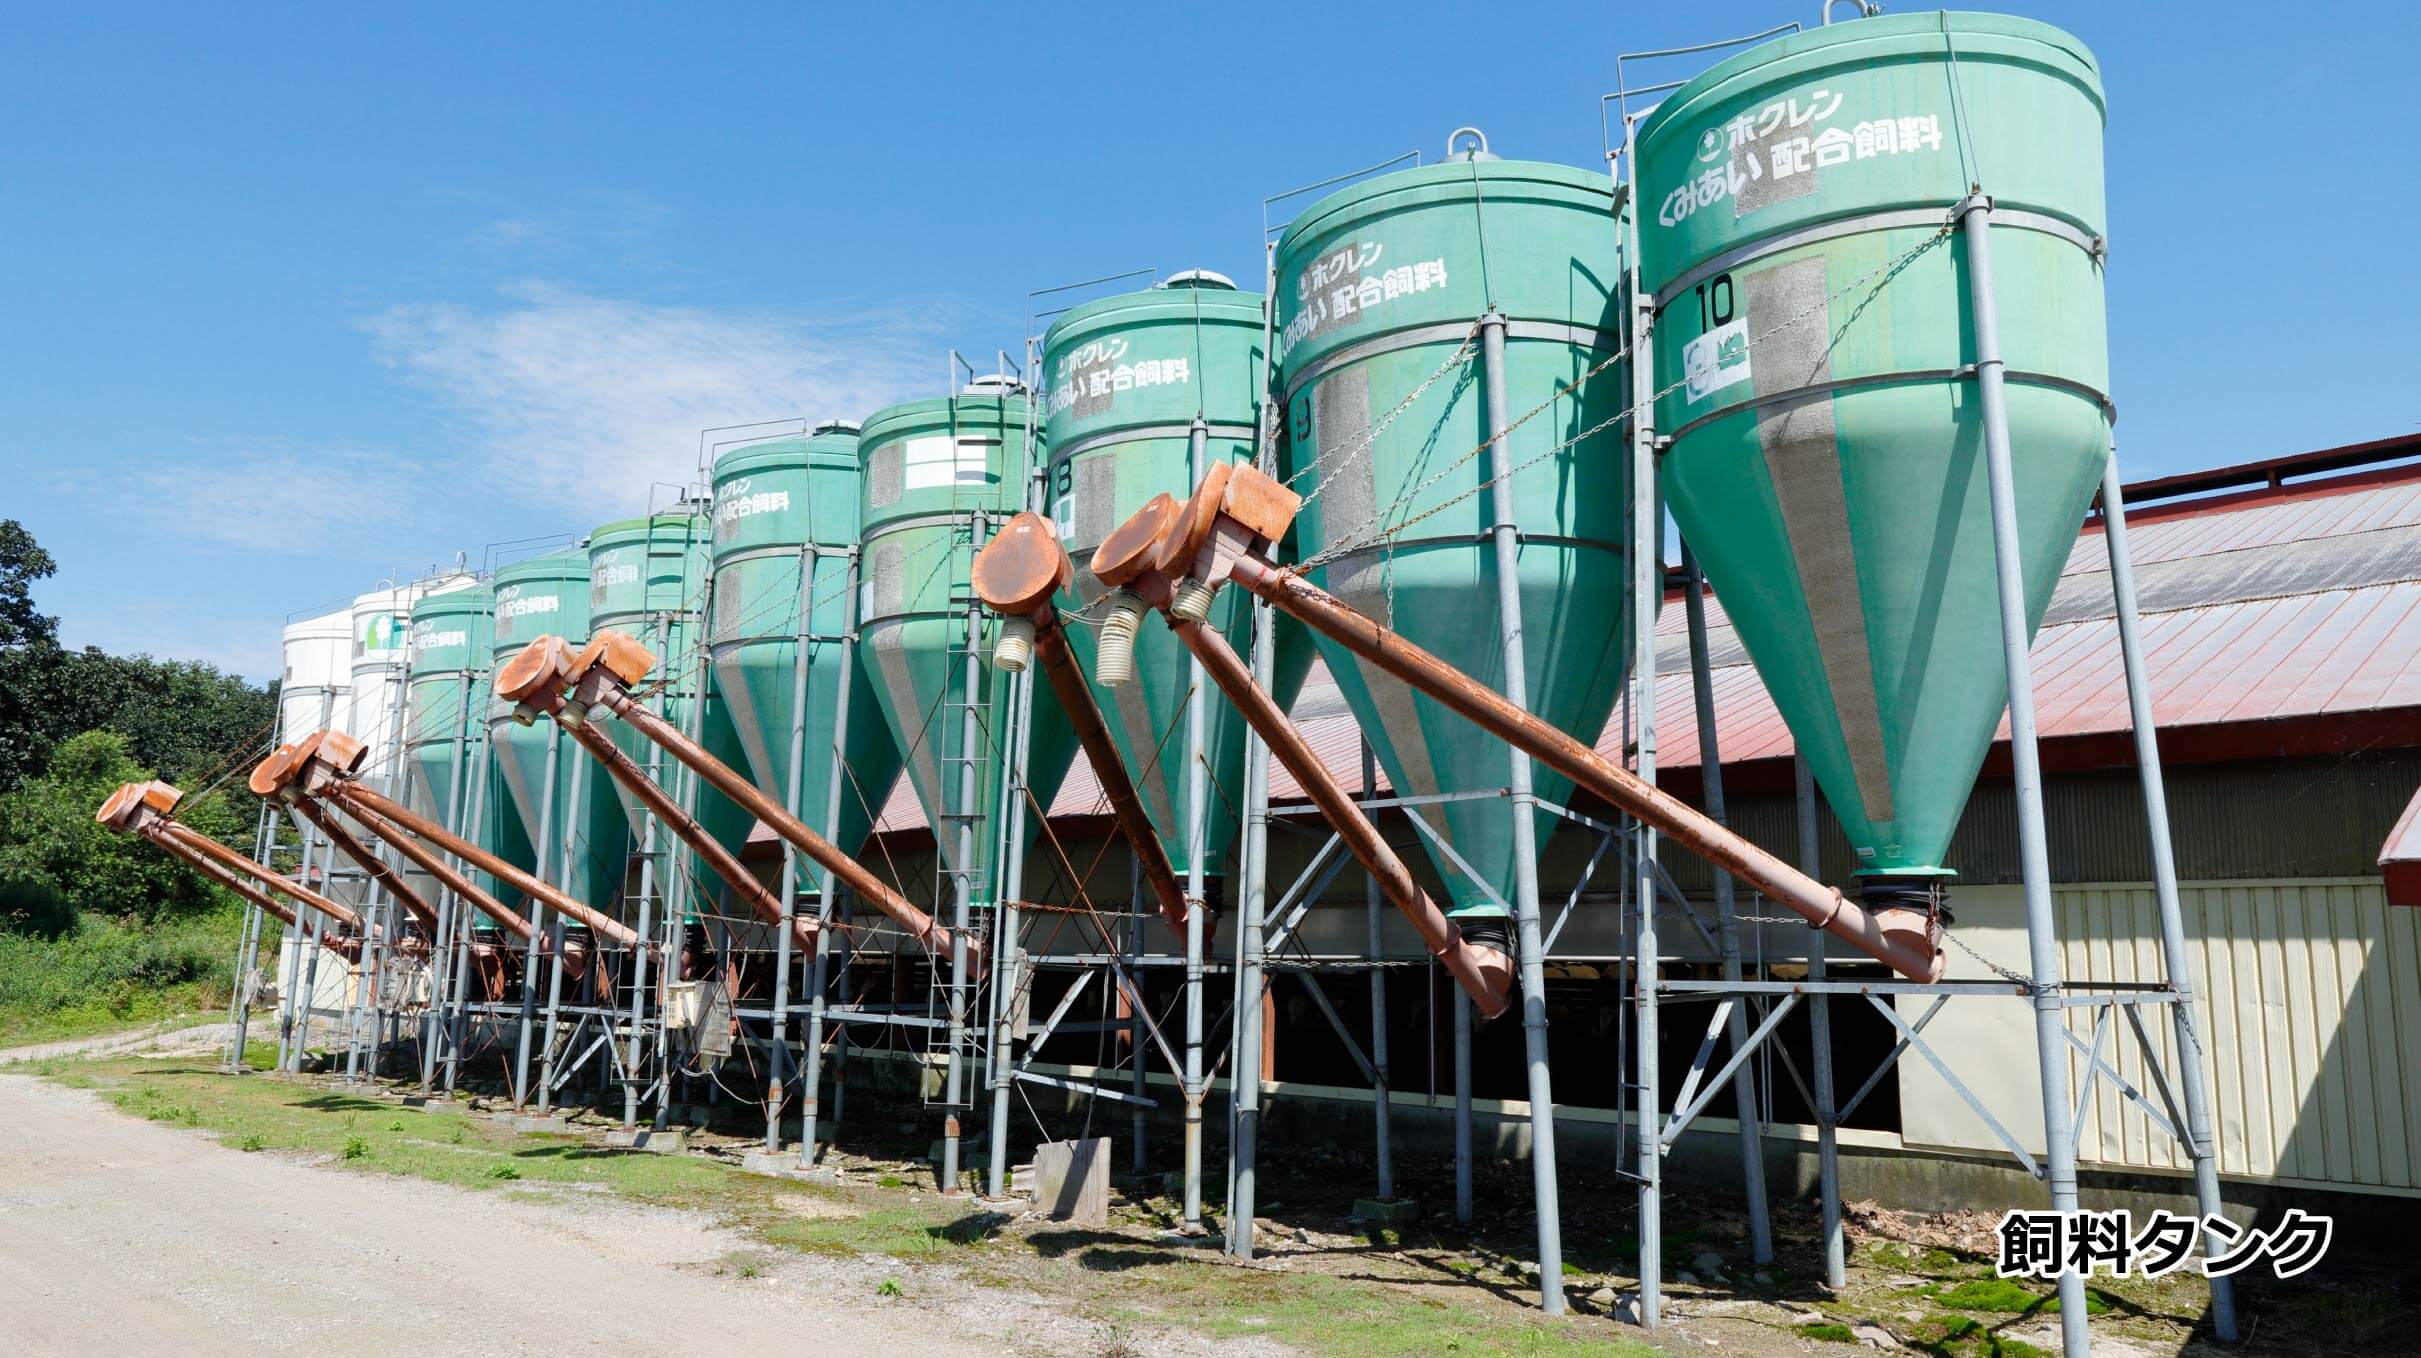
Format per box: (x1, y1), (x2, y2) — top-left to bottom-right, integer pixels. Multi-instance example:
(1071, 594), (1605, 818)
(1962, 194), (2091, 1358)
(1681, 544), (1774, 1265)
(2099, 455), (2238, 1342)
(800, 545), (864, 1165)
(1477, 309), (1566, 1311)
(512, 724), (562, 1109)
(1227, 601), (1275, 1260)
(1624, 198), (1666, 1328)
(1796, 758), (1847, 1289)
(1362, 740), (1394, 1203)
(939, 599), (985, 1194)
(1453, 987), (1473, 1224)
(1128, 858), (1147, 1176)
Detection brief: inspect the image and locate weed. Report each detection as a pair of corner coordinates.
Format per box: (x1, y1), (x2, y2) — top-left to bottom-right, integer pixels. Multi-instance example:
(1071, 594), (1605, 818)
(876, 1279), (903, 1298)
(386, 1120), (404, 1132)
(1798, 1322), (1857, 1343)
(341, 1135), (369, 1160)
(1936, 1278), (2107, 1315)
(488, 1164), (521, 1181)
(1093, 1327), (1143, 1358)
(878, 1174), (905, 1189)
(237, 1134), (266, 1152)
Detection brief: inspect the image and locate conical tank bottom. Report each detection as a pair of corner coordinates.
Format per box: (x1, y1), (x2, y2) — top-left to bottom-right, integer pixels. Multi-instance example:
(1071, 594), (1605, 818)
(1663, 387), (2107, 876)
(489, 548), (629, 916)
(1273, 157), (1631, 916)
(588, 513), (761, 911)
(1637, 12), (2113, 877)
(857, 391), (1078, 896)
(708, 428), (905, 863)
(1040, 277), (1309, 879)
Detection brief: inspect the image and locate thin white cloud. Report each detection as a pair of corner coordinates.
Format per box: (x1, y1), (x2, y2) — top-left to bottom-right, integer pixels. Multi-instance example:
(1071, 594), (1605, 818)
(362, 282), (950, 516)
(79, 443), (434, 558)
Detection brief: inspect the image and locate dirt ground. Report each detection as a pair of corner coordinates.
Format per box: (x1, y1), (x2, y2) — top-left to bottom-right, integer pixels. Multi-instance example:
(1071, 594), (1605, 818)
(7, 1024), (2410, 1357)
(0, 1067), (1267, 1357)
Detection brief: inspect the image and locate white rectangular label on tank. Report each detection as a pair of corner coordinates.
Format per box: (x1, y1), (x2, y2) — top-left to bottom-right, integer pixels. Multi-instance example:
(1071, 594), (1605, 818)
(901, 436), (992, 490)
(1683, 318), (1752, 403)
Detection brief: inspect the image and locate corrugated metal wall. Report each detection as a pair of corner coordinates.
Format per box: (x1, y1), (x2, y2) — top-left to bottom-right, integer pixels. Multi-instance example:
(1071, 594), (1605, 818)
(2060, 879), (2421, 1191)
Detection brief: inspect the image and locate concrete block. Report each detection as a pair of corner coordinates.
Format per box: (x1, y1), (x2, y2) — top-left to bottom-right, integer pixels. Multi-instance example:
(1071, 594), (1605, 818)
(1032, 1137), (1110, 1228)
(604, 1128), (687, 1153)
(740, 1149), (809, 1178)
(1351, 1197), (1422, 1225)
(511, 1115), (570, 1134)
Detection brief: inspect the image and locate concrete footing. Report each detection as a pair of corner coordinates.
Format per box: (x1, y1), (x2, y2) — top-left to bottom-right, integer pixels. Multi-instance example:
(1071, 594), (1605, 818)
(606, 1127), (687, 1153)
(1352, 1198), (1422, 1225)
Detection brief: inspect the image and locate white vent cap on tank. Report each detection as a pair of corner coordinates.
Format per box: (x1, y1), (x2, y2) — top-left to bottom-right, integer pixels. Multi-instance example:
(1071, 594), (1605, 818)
(1160, 269), (1238, 292)
(961, 374), (1028, 397)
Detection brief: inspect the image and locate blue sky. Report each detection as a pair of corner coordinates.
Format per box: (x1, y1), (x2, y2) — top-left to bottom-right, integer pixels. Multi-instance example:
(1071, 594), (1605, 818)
(2, 2), (2411, 681)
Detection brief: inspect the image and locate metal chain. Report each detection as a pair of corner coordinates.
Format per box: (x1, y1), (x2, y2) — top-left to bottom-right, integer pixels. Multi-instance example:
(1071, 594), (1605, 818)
(1293, 220), (1955, 577)
(1285, 319), (1485, 505)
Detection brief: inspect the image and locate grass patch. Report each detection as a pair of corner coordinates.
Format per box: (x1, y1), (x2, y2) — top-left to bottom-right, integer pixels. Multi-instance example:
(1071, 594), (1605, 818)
(0, 906), (244, 1047)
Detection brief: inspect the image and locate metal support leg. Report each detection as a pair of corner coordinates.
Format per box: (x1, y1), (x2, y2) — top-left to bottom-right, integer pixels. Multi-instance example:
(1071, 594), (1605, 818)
(1963, 194), (2090, 1358)
(1227, 601), (1274, 1260)
(1453, 987), (1474, 1224)
(1477, 309), (1564, 1310)
(1362, 740), (1395, 1203)
(799, 545), (863, 1165)
(1128, 858), (1148, 1176)
(939, 598), (985, 1194)
(1623, 170), (1666, 1327)
(2099, 455), (2238, 1342)
(1681, 545), (1773, 1264)
(1796, 758), (1846, 1289)
(512, 724), (562, 1109)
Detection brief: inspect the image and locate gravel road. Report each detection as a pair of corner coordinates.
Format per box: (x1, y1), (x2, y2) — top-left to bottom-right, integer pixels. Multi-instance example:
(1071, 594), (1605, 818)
(0, 1070), (1124, 1357)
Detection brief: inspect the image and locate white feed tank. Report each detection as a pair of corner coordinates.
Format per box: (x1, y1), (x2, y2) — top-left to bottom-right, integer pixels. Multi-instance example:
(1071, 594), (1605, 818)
(345, 573), (478, 791)
(277, 608), (354, 748)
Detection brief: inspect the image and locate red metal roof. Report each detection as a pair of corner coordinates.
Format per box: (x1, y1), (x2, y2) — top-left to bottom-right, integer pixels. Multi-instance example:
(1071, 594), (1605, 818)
(865, 447), (2421, 832)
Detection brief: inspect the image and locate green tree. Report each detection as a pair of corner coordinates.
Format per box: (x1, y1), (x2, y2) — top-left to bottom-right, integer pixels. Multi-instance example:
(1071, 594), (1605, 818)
(0, 520), (56, 649)
(0, 730), (247, 934)
(0, 519), (277, 794)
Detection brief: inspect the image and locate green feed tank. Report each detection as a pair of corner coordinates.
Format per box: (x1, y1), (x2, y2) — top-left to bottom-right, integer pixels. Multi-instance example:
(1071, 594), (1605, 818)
(1041, 273), (1307, 884)
(586, 512), (762, 915)
(1639, 13), (2109, 897)
(404, 583), (532, 909)
(858, 381), (1077, 900)
(1274, 141), (1630, 924)
(490, 548), (629, 917)
(707, 422), (904, 866)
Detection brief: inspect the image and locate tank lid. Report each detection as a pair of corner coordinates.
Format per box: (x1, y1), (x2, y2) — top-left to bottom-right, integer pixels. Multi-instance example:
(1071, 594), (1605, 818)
(962, 374), (1028, 397)
(810, 418), (862, 436)
(1442, 126), (1500, 163)
(1160, 269), (1238, 292)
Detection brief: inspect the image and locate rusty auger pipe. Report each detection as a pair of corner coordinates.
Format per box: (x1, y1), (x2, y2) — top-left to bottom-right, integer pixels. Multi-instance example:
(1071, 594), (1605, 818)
(283, 792), (441, 931)
(267, 732), (633, 948)
(1155, 463), (1947, 984)
(493, 655), (813, 952)
(95, 781), (362, 952)
(972, 512), (1191, 936)
(1089, 493), (1516, 1019)
(250, 744), (533, 944)
(495, 633), (971, 963)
